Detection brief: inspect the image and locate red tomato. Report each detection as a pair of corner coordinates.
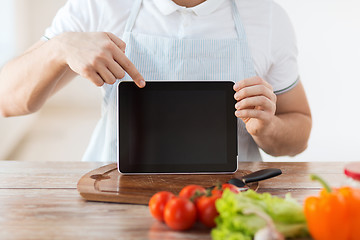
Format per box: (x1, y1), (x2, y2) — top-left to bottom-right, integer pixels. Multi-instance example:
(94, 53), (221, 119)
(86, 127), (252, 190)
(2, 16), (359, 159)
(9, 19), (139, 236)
(164, 197), (197, 231)
(179, 185), (206, 202)
(149, 191), (175, 221)
(211, 183), (239, 196)
(222, 183), (240, 193)
(196, 194), (221, 228)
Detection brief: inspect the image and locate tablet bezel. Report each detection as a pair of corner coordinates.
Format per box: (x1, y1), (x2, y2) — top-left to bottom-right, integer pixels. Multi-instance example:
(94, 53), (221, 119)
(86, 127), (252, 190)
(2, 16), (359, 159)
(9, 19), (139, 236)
(117, 81), (238, 174)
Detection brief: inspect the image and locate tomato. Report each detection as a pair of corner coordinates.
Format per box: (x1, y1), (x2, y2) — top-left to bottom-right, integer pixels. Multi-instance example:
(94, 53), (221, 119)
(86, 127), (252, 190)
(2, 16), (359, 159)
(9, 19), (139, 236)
(196, 194), (221, 228)
(149, 191), (175, 221)
(164, 197), (197, 231)
(179, 184), (206, 202)
(222, 183), (240, 193)
(211, 183), (239, 196)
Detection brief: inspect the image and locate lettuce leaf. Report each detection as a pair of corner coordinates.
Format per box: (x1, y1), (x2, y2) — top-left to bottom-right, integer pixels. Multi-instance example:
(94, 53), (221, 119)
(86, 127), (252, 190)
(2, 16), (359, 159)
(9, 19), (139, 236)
(211, 189), (309, 240)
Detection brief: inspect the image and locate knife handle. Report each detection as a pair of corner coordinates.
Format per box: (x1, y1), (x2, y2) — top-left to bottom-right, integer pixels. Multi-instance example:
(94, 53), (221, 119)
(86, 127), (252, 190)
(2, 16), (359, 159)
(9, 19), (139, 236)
(243, 168), (282, 184)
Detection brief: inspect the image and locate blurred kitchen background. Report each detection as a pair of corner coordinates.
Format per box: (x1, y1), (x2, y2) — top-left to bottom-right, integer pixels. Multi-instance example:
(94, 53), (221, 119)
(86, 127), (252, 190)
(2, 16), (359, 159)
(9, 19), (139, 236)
(0, 0), (359, 162)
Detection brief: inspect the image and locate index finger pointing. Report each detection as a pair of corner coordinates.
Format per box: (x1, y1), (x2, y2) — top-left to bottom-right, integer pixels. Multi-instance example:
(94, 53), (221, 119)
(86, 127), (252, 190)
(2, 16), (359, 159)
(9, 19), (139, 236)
(114, 50), (145, 88)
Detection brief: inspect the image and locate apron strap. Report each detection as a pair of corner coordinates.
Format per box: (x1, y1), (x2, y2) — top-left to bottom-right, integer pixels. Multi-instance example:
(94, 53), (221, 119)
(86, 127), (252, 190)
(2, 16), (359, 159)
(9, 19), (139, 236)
(231, 0), (246, 40)
(124, 0), (143, 33)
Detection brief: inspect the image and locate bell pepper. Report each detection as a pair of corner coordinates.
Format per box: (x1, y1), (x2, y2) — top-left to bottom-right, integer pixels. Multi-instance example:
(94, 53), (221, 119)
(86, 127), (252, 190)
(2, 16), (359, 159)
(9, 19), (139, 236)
(304, 174), (360, 240)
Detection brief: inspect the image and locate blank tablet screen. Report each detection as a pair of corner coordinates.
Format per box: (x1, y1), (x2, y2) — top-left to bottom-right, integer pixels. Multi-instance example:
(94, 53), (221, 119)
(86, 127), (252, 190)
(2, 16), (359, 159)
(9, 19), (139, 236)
(118, 81), (237, 173)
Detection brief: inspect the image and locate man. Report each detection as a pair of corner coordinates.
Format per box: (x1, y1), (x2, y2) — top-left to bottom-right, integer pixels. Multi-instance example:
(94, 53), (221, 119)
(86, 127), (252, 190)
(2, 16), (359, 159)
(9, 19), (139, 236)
(0, 0), (312, 162)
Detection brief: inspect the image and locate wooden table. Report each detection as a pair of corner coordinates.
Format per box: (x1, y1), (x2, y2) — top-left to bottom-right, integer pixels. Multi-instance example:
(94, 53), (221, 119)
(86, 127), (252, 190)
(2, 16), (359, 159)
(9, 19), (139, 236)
(0, 161), (347, 239)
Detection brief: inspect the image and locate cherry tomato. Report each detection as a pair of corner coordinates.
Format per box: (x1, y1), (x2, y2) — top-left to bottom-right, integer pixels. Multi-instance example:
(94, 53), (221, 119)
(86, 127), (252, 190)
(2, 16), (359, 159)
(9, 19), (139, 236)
(222, 183), (239, 193)
(179, 184), (206, 203)
(149, 191), (175, 221)
(164, 197), (197, 231)
(211, 183), (239, 196)
(196, 194), (221, 228)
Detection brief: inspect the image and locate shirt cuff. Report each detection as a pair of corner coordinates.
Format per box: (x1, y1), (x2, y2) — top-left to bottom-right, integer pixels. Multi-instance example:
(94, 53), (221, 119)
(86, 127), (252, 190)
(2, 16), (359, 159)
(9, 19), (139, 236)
(273, 76), (299, 95)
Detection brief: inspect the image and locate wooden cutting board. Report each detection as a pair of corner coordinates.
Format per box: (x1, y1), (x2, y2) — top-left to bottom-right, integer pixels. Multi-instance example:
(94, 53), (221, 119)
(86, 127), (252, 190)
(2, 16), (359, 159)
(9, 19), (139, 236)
(77, 163), (259, 205)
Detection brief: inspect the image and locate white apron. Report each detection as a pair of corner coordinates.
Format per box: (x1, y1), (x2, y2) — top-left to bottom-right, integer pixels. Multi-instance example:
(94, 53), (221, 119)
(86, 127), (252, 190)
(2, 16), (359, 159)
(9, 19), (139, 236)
(82, 0), (262, 162)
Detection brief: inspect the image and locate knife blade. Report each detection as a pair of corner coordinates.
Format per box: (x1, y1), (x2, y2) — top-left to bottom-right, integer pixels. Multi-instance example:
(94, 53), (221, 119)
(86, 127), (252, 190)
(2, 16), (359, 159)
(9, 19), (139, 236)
(228, 168), (282, 188)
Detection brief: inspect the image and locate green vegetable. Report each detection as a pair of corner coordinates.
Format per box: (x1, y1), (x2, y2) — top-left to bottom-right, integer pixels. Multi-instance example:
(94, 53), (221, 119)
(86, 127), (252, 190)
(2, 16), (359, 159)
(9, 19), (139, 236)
(211, 189), (309, 240)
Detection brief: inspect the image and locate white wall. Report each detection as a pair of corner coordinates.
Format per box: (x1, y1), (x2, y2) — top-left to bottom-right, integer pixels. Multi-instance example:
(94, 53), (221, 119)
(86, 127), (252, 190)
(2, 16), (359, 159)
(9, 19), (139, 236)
(0, 0), (37, 159)
(0, 0), (16, 66)
(13, 0), (67, 53)
(262, 0), (360, 162)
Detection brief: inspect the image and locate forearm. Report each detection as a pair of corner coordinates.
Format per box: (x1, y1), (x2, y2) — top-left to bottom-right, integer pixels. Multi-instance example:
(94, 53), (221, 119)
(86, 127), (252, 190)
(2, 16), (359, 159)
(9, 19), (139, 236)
(0, 39), (68, 117)
(0, 32), (145, 118)
(253, 112), (312, 157)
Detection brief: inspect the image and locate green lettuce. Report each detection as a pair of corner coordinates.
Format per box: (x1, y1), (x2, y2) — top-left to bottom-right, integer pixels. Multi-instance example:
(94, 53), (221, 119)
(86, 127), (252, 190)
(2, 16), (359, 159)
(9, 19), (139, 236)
(211, 189), (309, 240)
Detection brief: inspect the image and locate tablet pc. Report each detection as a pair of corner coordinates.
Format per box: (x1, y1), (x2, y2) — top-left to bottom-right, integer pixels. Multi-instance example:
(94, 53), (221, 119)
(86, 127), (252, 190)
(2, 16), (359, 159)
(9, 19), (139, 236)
(117, 81), (237, 174)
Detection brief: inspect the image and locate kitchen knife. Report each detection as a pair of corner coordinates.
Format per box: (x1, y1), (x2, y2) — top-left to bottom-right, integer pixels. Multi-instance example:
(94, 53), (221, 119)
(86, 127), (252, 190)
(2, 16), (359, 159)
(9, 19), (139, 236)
(228, 168), (282, 188)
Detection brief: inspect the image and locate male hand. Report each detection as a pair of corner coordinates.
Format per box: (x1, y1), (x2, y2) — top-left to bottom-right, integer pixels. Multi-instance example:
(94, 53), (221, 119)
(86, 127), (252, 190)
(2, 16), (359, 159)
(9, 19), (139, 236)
(234, 76), (277, 136)
(55, 32), (145, 87)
